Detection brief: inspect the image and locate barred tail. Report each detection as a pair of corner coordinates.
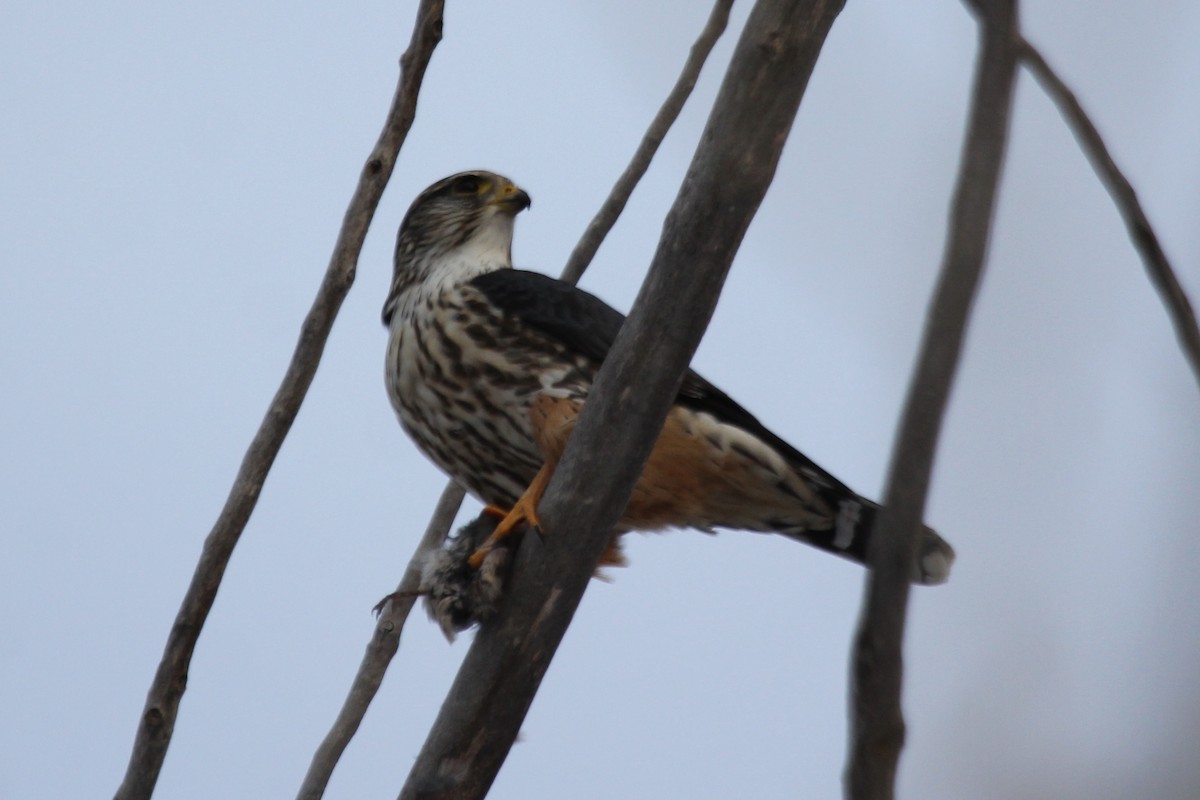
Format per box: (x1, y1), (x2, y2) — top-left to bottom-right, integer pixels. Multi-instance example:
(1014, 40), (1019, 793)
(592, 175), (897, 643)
(779, 497), (955, 585)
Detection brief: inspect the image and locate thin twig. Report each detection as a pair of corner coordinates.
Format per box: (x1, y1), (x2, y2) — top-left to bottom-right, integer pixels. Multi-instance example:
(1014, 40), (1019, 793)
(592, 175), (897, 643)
(1018, 37), (1200, 392)
(559, 0), (734, 285)
(296, 2), (738, 795)
(399, 2), (846, 798)
(296, 482), (464, 800)
(844, 2), (1019, 799)
(112, 3), (445, 799)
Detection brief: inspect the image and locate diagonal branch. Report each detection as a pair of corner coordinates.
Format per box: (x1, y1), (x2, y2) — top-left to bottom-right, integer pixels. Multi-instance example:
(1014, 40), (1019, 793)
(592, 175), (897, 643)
(845, 2), (1019, 798)
(112, 3), (445, 799)
(559, 0), (734, 285)
(297, 2), (737, 796)
(1018, 38), (1200, 392)
(399, 2), (847, 798)
(296, 481), (464, 800)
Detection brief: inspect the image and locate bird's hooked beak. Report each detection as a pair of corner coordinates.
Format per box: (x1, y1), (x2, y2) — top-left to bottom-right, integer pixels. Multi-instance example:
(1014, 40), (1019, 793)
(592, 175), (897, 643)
(489, 181), (532, 214)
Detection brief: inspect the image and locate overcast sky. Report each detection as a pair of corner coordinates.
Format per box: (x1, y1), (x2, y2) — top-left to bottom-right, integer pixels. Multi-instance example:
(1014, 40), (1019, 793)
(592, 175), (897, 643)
(3, 1), (1199, 798)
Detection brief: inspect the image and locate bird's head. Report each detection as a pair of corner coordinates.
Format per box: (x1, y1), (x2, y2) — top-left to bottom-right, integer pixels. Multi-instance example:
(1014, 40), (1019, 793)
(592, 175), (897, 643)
(384, 171), (531, 324)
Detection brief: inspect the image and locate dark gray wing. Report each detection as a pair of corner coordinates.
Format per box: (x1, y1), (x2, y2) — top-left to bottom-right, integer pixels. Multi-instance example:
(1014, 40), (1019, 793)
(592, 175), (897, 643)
(469, 269), (854, 497)
(469, 269), (625, 366)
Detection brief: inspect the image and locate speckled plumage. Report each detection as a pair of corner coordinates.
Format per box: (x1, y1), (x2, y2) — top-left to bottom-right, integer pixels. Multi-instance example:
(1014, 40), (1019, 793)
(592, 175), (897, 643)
(384, 171), (955, 585)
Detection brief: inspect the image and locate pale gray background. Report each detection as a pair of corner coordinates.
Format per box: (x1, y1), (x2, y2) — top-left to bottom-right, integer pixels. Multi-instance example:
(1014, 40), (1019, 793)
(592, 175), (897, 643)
(3, 1), (1198, 798)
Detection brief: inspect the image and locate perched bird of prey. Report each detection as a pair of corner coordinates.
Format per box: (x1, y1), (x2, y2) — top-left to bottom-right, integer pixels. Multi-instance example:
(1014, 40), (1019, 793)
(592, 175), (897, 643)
(383, 171), (954, 585)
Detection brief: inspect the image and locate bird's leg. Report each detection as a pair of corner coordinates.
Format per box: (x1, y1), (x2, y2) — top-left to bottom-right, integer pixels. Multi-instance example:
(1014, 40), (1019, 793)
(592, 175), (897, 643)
(468, 459), (556, 569)
(467, 394), (578, 569)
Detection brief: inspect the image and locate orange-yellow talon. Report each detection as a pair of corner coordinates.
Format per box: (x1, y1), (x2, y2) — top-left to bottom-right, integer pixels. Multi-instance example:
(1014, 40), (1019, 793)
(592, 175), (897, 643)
(481, 504), (509, 520)
(467, 462), (554, 569)
(468, 495), (543, 568)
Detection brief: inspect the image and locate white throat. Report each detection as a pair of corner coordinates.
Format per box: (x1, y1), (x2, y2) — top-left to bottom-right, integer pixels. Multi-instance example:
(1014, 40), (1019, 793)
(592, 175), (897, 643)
(431, 212), (515, 286)
(392, 211), (516, 324)
(462, 212), (515, 266)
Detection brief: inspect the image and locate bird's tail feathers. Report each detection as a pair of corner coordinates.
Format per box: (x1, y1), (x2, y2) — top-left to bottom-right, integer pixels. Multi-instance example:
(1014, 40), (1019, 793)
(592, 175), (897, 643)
(780, 497), (954, 585)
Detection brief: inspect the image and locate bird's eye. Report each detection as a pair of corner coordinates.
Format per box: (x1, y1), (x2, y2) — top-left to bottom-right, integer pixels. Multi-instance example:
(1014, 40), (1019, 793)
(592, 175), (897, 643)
(452, 176), (486, 195)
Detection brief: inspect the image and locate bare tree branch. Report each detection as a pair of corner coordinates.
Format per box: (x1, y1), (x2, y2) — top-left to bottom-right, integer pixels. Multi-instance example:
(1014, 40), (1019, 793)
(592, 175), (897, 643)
(398, 2), (846, 798)
(559, 0), (734, 285)
(112, 3), (446, 798)
(1018, 38), (1200, 392)
(296, 3), (738, 795)
(296, 482), (464, 800)
(845, 2), (1019, 799)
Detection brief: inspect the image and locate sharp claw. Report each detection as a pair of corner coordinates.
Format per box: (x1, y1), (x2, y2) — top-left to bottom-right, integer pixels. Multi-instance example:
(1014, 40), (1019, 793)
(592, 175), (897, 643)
(467, 508), (539, 569)
(466, 547), (488, 570)
(468, 463), (553, 569)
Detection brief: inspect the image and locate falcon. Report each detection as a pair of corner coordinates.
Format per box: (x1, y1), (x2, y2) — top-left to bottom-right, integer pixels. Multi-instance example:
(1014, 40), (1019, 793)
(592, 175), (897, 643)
(383, 171), (954, 585)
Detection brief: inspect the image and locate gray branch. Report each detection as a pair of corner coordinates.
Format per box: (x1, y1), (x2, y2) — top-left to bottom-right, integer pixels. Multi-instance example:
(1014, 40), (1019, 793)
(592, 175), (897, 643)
(398, 1), (846, 798)
(296, 482), (464, 800)
(844, 2), (1019, 798)
(1018, 37), (1200, 393)
(559, 0), (734, 285)
(112, 3), (446, 799)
